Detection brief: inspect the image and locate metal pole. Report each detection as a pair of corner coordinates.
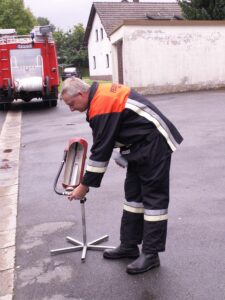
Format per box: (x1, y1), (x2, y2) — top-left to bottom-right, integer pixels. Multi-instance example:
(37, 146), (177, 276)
(51, 196), (115, 261)
(80, 198), (87, 245)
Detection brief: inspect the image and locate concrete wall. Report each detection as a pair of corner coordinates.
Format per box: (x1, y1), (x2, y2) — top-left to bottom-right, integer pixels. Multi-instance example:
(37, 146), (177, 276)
(110, 21), (225, 94)
(88, 13), (112, 80)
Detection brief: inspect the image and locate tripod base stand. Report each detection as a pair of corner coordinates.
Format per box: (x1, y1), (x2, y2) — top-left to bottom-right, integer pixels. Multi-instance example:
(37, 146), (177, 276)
(50, 198), (115, 262)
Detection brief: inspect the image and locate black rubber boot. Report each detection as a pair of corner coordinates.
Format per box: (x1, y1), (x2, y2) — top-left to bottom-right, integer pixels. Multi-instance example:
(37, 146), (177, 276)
(103, 244), (140, 259)
(126, 252), (160, 274)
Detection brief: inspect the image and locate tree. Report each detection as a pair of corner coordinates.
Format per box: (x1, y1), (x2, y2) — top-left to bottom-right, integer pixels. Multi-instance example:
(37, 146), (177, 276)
(0, 0), (37, 34)
(53, 29), (67, 65)
(37, 17), (56, 31)
(37, 17), (50, 26)
(178, 0), (225, 20)
(53, 24), (88, 68)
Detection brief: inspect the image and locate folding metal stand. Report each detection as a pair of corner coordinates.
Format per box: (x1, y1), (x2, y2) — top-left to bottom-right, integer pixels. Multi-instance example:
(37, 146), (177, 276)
(50, 198), (115, 262)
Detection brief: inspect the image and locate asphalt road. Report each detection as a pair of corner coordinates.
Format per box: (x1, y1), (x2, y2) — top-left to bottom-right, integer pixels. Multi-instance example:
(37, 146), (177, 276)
(2, 90), (224, 300)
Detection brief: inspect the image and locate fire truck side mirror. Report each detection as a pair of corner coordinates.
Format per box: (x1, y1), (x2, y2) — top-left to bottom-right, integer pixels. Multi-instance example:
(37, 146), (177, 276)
(62, 138), (88, 189)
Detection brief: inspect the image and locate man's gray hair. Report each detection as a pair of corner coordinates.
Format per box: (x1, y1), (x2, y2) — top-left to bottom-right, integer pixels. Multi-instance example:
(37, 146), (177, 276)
(60, 77), (90, 99)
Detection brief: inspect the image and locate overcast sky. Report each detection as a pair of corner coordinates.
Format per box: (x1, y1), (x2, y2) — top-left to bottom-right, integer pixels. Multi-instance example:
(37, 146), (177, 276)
(24, 0), (176, 31)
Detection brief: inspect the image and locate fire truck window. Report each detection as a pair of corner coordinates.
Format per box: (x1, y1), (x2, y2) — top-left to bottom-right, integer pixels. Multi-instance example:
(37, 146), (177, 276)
(10, 56), (17, 67)
(36, 55), (42, 67)
(10, 49), (41, 67)
(10, 49), (43, 79)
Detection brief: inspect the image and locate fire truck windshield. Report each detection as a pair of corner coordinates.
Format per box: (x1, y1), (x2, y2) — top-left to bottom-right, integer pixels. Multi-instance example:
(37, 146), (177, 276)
(10, 48), (43, 79)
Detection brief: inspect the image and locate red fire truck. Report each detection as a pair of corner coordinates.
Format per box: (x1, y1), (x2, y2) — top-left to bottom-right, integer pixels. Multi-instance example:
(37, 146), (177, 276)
(0, 26), (59, 109)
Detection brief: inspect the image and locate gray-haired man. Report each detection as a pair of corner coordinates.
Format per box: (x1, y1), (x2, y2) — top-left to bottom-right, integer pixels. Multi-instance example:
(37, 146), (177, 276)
(61, 77), (183, 274)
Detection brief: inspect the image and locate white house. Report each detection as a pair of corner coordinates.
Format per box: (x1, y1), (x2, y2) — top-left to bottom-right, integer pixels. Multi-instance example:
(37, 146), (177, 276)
(85, 12), (112, 81)
(84, 1), (181, 80)
(85, 2), (225, 94)
(110, 20), (225, 94)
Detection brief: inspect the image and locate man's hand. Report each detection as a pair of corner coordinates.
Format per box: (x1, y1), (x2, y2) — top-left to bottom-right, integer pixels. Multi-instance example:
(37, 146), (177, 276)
(68, 184), (89, 201)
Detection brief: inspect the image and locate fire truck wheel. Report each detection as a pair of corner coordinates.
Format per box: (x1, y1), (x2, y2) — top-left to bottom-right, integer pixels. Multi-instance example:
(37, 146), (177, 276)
(43, 99), (57, 108)
(7, 79), (12, 99)
(45, 76), (50, 96)
(50, 100), (57, 107)
(0, 103), (11, 111)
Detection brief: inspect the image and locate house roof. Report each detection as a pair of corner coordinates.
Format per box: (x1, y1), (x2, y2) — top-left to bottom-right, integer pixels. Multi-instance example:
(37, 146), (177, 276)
(84, 2), (182, 45)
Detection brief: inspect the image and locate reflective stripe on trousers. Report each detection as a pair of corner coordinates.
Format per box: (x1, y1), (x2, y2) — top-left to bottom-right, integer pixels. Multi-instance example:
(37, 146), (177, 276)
(123, 201), (168, 221)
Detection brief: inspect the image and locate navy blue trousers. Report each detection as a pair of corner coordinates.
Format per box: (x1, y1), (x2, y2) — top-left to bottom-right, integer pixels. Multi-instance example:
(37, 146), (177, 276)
(120, 133), (172, 254)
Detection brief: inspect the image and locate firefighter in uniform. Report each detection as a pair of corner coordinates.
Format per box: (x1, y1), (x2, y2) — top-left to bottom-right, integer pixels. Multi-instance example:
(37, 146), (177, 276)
(61, 77), (183, 275)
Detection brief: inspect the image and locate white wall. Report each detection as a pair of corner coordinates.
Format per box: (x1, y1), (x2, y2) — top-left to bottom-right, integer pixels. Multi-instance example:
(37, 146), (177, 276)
(111, 27), (124, 84)
(111, 23), (225, 94)
(88, 13), (112, 79)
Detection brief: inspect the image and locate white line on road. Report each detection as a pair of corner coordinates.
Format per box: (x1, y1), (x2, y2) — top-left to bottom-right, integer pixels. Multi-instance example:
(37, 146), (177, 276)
(0, 111), (22, 300)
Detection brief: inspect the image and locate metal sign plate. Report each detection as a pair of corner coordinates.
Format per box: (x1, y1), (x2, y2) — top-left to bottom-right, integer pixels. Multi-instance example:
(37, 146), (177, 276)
(17, 44), (32, 49)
